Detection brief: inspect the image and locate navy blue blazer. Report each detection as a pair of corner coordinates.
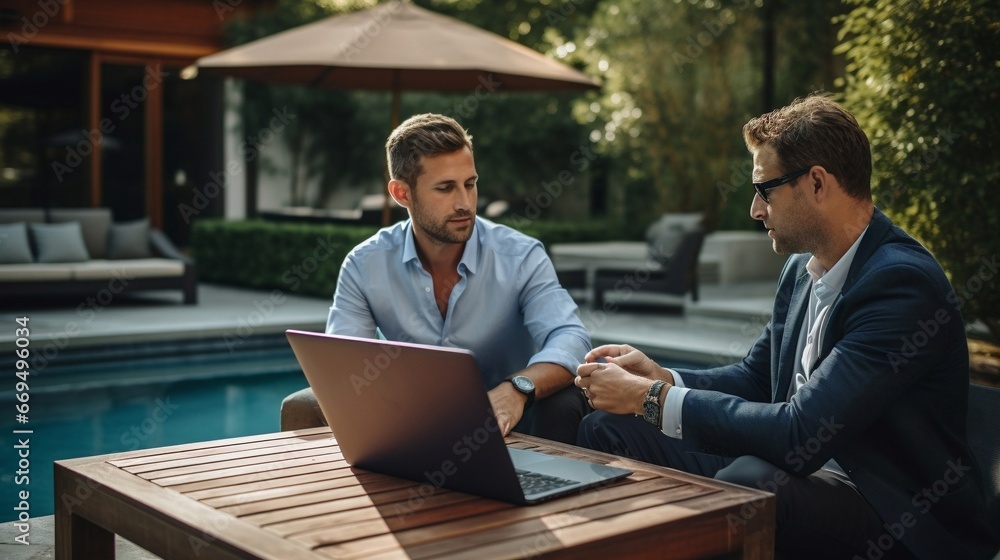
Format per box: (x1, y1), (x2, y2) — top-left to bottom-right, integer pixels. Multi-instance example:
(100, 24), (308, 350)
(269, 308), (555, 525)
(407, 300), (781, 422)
(673, 208), (998, 559)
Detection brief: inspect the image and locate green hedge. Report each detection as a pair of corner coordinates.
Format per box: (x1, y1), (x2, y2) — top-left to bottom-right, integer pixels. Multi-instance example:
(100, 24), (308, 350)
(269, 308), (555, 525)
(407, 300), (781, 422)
(192, 217), (629, 298)
(192, 219), (379, 298)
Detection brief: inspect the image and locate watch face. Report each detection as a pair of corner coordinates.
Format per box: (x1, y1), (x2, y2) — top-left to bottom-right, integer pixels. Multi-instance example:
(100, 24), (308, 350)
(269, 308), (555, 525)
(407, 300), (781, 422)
(642, 400), (656, 421)
(512, 376), (534, 393)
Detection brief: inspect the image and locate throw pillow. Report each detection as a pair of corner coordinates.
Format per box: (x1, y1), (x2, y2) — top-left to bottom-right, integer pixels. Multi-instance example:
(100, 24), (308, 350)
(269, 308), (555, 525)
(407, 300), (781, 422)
(0, 222), (34, 264)
(107, 218), (151, 259)
(29, 222), (91, 263)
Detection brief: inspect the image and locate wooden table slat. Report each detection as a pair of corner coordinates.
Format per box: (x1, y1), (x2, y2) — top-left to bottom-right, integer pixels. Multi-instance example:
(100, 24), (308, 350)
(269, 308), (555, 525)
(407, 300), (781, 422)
(200, 470), (379, 508)
(108, 432), (334, 469)
(149, 454), (345, 488)
(217, 477), (417, 517)
(182, 461), (355, 500)
(122, 444), (340, 478)
(244, 485), (476, 528)
(167, 459), (351, 494)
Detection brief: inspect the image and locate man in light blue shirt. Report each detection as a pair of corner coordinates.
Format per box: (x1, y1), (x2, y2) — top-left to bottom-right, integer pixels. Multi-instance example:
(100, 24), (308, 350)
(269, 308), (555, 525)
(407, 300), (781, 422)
(281, 113), (592, 444)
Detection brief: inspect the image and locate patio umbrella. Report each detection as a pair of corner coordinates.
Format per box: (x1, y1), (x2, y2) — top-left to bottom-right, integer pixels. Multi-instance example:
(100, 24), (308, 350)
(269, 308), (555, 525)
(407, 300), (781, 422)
(195, 0), (599, 223)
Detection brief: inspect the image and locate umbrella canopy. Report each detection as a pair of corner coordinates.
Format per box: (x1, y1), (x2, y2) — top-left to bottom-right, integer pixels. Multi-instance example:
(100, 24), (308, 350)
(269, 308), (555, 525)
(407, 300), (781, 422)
(196, 0), (599, 94)
(196, 0), (599, 223)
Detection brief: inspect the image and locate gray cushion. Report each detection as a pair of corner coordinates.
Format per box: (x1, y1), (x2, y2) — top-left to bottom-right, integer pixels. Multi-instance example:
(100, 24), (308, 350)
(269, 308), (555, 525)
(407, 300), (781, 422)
(645, 213), (703, 264)
(0, 222), (34, 264)
(29, 222), (91, 263)
(50, 208), (111, 259)
(107, 219), (151, 259)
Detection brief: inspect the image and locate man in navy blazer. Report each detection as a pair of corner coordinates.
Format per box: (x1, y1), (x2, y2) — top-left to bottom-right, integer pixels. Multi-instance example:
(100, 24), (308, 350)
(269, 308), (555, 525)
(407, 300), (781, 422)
(576, 95), (998, 559)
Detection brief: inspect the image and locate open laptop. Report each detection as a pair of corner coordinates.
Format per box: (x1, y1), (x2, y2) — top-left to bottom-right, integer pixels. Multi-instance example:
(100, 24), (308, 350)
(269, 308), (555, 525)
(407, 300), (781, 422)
(285, 330), (633, 505)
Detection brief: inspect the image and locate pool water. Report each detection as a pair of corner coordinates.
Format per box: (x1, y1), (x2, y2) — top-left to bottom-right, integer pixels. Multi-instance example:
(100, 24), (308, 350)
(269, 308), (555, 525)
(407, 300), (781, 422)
(1, 336), (309, 522)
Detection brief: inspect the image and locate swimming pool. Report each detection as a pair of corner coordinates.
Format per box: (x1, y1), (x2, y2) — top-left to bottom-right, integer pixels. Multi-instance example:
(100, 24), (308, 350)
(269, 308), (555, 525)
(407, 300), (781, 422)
(1, 334), (309, 522)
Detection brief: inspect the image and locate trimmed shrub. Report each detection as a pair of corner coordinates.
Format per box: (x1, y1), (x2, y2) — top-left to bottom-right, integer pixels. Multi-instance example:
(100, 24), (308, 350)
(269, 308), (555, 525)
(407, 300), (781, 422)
(192, 219), (378, 298)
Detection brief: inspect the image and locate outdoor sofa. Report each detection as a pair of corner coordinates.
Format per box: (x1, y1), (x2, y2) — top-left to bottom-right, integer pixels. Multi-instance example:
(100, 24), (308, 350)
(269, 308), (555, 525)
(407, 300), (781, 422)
(0, 208), (196, 304)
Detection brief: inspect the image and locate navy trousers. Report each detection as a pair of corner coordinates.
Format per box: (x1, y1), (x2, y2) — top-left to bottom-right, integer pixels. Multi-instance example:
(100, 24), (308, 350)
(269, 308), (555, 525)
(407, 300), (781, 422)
(578, 411), (919, 560)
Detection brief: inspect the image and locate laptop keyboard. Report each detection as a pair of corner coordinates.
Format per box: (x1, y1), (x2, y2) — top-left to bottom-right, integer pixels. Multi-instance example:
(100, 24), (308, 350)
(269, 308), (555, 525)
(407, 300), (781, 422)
(515, 469), (578, 495)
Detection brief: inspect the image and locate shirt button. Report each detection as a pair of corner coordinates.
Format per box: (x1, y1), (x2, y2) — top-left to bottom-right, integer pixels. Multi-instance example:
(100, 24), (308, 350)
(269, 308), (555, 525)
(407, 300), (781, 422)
(425, 287), (431, 292)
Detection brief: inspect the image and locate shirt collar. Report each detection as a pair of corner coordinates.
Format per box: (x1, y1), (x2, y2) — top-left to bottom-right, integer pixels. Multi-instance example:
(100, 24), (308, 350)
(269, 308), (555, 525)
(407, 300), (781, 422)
(400, 217), (481, 276)
(806, 225), (869, 302)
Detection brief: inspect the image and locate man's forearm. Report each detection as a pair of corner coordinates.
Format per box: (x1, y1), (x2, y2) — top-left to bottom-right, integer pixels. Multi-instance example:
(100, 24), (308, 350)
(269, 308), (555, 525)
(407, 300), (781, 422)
(513, 362), (575, 399)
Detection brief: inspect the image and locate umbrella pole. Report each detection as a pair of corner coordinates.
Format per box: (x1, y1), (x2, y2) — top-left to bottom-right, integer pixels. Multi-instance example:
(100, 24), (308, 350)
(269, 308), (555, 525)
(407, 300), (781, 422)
(382, 80), (402, 226)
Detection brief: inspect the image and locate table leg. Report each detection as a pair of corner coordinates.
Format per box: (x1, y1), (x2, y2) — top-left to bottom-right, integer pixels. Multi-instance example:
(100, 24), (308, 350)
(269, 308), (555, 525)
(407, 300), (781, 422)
(55, 467), (115, 560)
(741, 496), (775, 560)
(56, 512), (115, 560)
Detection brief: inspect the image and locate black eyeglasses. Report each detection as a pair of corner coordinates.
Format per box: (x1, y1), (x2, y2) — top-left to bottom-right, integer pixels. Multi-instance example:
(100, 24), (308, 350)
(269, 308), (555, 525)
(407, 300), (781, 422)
(753, 168), (810, 203)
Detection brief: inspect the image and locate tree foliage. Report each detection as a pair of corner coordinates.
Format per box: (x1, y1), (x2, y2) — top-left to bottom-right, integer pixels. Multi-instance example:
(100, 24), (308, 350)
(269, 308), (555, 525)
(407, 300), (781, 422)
(838, 0), (1000, 338)
(566, 0), (846, 231)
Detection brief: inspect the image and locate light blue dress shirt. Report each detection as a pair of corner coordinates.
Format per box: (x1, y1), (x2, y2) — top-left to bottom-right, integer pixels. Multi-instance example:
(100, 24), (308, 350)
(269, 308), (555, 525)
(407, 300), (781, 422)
(326, 216), (591, 389)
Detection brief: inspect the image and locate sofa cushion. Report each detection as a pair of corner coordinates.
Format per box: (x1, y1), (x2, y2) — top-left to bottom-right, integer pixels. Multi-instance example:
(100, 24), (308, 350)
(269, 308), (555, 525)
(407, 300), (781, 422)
(0, 263), (75, 281)
(72, 259), (185, 280)
(107, 218), (151, 259)
(0, 222), (34, 264)
(30, 222), (91, 263)
(50, 208), (112, 259)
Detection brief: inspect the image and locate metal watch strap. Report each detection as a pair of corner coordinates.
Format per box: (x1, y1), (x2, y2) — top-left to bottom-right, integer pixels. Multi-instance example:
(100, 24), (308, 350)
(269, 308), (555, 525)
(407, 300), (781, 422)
(643, 380), (667, 427)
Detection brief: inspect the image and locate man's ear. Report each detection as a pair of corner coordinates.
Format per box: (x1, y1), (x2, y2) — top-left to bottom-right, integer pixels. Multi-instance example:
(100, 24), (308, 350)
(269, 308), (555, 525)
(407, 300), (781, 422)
(809, 166), (834, 203)
(388, 179), (411, 209)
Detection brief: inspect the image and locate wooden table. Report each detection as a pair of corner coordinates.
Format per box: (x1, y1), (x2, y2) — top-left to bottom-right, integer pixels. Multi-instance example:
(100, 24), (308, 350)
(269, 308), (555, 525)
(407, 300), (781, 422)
(55, 428), (774, 559)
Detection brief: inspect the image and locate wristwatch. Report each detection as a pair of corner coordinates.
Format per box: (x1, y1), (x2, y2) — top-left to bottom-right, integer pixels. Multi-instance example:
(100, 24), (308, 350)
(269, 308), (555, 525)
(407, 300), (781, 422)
(642, 380), (667, 427)
(506, 375), (535, 410)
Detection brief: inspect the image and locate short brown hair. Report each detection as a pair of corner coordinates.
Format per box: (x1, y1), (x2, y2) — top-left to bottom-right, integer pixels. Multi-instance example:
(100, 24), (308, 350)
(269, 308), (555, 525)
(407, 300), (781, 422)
(743, 94), (872, 200)
(386, 114), (473, 188)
